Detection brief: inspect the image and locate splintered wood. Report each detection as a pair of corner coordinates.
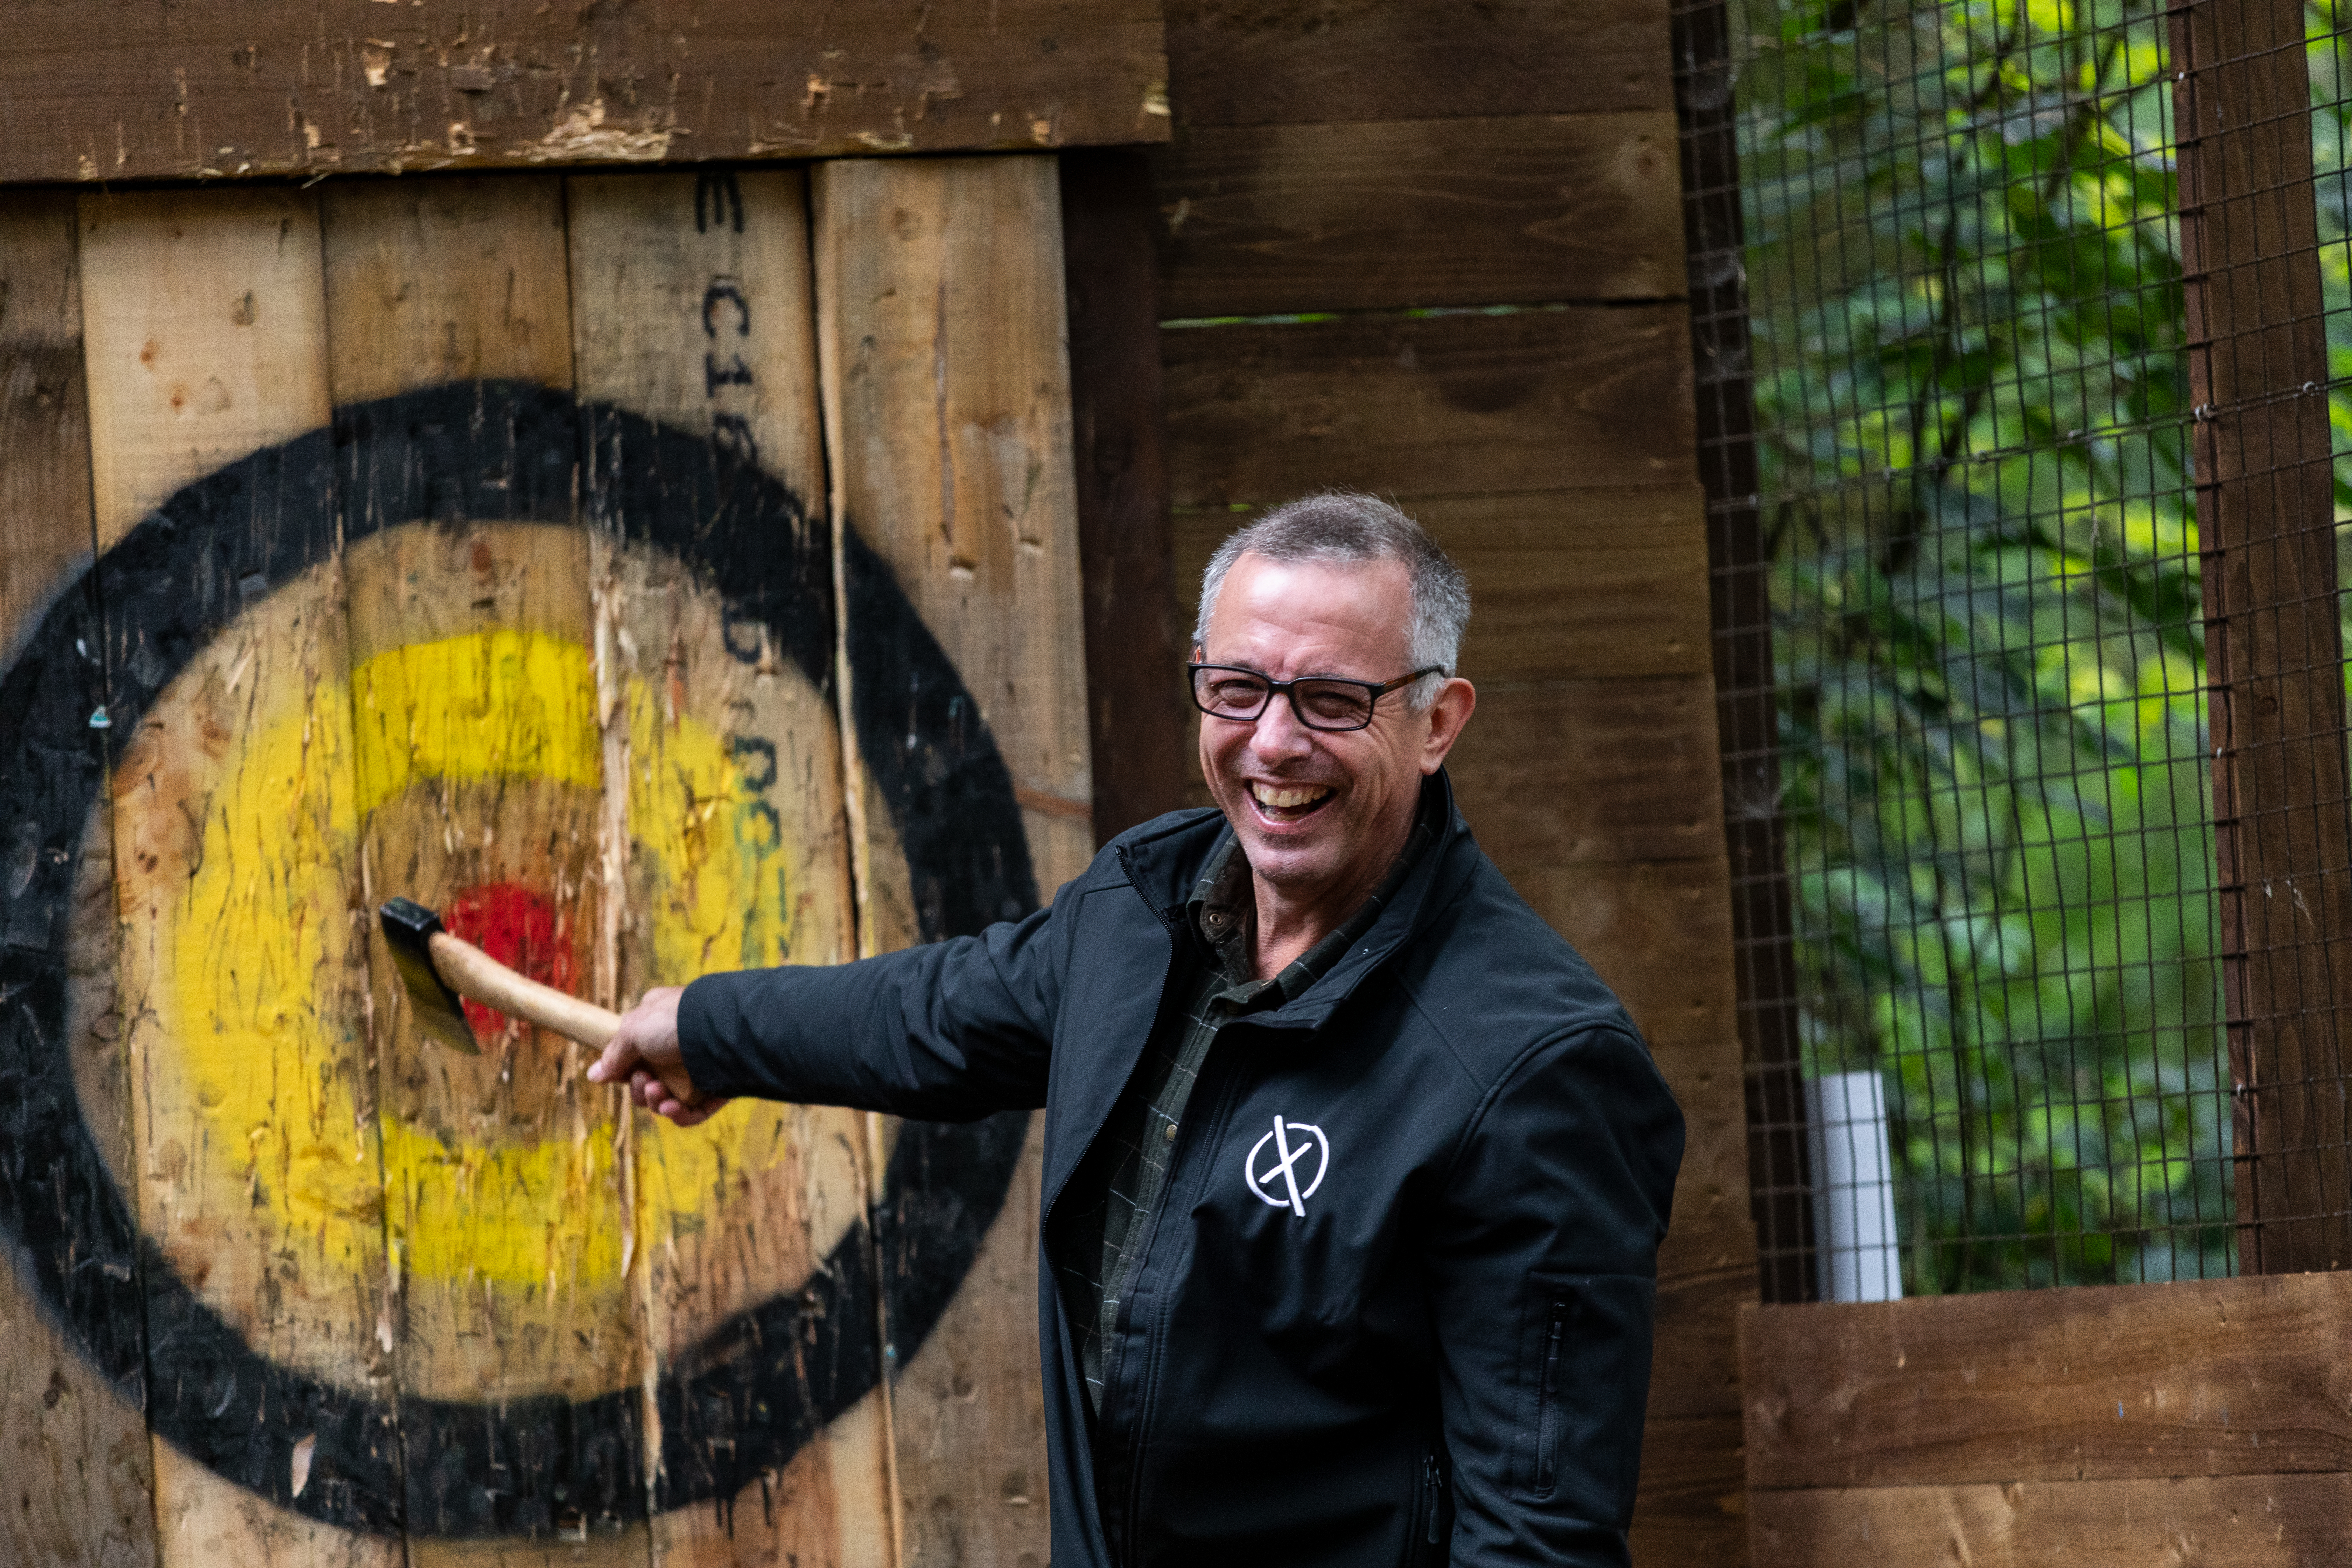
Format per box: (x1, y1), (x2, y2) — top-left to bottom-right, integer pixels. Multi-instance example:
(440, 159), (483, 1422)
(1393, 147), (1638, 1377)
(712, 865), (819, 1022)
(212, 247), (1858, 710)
(815, 156), (1087, 1568)
(1, 156), (1082, 1566)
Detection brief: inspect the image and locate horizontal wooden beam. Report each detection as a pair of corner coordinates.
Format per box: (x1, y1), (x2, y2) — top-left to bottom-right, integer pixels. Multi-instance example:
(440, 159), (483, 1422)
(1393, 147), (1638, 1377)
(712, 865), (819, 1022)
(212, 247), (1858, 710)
(1172, 488), (1712, 683)
(1511, 859), (1740, 1049)
(1154, 114), (1686, 316)
(1751, 1473), (2352, 1568)
(1165, 0), (1670, 125)
(1162, 307), (1695, 506)
(0, 0), (1167, 183)
(1743, 1273), (2352, 1492)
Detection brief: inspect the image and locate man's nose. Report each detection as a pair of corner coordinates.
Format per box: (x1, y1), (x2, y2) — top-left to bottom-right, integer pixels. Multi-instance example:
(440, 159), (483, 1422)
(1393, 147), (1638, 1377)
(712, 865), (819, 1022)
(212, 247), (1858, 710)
(1249, 692), (1316, 761)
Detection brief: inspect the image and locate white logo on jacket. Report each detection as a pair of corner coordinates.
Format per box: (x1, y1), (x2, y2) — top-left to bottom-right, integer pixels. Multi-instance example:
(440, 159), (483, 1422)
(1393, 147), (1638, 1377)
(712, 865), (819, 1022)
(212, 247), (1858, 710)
(1245, 1115), (1330, 1218)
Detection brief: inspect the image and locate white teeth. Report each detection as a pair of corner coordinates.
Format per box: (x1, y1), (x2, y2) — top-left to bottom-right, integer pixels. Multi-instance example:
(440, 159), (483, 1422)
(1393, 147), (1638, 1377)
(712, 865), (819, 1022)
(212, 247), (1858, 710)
(1251, 782), (1331, 810)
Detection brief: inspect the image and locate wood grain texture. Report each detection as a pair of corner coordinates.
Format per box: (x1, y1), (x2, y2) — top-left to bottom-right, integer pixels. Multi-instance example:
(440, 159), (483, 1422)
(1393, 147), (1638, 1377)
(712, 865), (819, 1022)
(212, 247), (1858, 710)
(0, 186), (160, 1568)
(815, 154), (1086, 1568)
(1743, 1273), (2352, 1493)
(1063, 149), (1192, 843)
(2172, 0), (2352, 1276)
(0, 195), (97, 670)
(1750, 1473), (2352, 1568)
(1646, 1037), (1756, 1422)
(323, 176), (640, 1545)
(1162, 307), (1695, 506)
(566, 166), (895, 1568)
(1164, 0), (1670, 125)
(0, 0), (1167, 184)
(1447, 678), (1724, 867)
(78, 188), (335, 546)
(1173, 489), (1713, 682)
(83, 189), (398, 1568)
(1155, 114), (1685, 316)
(1631, 1414), (1748, 1566)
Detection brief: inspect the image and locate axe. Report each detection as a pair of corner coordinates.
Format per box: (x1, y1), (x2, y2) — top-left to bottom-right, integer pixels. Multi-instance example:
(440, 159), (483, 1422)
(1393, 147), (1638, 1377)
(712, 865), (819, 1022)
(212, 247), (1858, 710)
(377, 896), (617, 1054)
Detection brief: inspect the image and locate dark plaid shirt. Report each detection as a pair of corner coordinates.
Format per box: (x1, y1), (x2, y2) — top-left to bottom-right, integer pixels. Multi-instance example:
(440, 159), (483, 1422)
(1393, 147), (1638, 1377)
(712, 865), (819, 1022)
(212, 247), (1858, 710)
(1055, 821), (1433, 1416)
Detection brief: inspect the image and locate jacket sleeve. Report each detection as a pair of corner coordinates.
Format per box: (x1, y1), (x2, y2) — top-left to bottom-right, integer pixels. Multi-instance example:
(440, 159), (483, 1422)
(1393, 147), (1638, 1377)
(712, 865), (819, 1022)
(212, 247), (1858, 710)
(1425, 1023), (1686, 1566)
(674, 875), (1075, 1122)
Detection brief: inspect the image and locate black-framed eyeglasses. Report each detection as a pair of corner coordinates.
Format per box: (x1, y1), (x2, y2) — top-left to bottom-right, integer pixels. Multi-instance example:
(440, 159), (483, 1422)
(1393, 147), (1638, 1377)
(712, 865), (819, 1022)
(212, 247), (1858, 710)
(1187, 662), (1445, 733)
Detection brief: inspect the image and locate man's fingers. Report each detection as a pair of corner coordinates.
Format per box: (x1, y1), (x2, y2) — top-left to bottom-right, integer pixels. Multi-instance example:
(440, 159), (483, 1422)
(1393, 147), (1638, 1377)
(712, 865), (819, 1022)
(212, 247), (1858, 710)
(587, 1035), (640, 1085)
(659, 1096), (727, 1128)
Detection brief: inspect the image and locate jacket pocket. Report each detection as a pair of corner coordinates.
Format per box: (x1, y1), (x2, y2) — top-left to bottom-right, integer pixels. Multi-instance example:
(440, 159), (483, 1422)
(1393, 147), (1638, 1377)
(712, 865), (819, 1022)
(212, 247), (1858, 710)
(1404, 1448), (1447, 1567)
(1510, 1274), (1658, 1515)
(1532, 1302), (1568, 1496)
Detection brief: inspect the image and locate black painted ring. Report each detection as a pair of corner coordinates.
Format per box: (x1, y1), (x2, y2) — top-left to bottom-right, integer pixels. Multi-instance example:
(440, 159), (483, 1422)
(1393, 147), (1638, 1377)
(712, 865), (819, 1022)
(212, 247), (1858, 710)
(0, 382), (1034, 1538)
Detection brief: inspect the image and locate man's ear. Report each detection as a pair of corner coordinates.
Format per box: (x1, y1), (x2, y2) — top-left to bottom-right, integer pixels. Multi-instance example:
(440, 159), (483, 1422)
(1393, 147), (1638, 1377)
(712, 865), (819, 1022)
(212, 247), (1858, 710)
(1418, 678), (1477, 775)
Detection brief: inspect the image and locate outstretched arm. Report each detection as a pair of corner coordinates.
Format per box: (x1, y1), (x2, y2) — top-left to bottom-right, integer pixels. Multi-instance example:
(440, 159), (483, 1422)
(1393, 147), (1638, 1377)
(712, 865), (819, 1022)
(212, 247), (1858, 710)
(590, 886), (1074, 1126)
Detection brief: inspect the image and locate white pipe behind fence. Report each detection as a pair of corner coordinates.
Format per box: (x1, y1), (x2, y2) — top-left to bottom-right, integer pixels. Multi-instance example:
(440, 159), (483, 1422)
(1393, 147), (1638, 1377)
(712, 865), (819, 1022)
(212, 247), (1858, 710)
(1804, 1070), (1903, 1303)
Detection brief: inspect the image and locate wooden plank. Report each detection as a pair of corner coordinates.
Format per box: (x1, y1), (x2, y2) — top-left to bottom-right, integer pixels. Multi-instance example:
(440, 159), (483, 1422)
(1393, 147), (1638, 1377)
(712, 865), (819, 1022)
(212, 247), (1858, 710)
(1630, 1413), (1748, 1566)
(82, 189), (403, 1563)
(79, 189), (334, 546)
(1062, 148), (1191, 842)
(0, 189), (160, 1568)
(0, 0), (1167, 185)
(565, 167), (898, 1568)
(1173, 489), (1713, 683)
(2170, 0), (2352, 1275)
(1155, 114), (1685, 316)
(1750, 1474), (2352, 1568)
(1161, 306), (1695, 507)
(1742, 1272), (2352, 1492)
(1511, 859), (1739, 1048)
(321, 176), (644, 1552)
(1647, 1036), (1756, 1423)
(814, 153), (1087, 1568)
(1165, 0), (1669, 126)
(1447, 678), (1724, 867)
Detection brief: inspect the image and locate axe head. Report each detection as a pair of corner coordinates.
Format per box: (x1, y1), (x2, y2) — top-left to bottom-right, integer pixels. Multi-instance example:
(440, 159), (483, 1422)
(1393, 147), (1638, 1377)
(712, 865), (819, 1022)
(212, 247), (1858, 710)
(379, 898), (480, 1055)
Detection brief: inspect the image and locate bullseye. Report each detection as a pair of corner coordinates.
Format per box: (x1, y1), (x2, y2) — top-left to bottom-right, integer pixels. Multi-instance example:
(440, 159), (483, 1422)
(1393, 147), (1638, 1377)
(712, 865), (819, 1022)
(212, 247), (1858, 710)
(442, 882), (578, 1040)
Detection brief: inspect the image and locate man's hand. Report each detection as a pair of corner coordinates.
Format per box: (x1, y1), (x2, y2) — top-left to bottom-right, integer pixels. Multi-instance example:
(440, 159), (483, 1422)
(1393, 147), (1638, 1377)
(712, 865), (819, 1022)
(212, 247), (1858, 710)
(588, 987), (729, 1127)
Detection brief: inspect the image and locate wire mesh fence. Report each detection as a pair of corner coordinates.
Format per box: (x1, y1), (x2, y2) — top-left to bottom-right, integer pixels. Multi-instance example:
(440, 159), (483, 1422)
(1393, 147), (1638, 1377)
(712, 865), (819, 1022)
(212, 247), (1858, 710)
(1679, 0), (2352, 1299)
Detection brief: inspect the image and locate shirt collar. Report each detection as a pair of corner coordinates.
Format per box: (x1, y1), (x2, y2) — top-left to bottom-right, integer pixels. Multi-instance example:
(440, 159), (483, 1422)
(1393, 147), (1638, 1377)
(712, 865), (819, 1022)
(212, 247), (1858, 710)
(1185, 806), (1438, 1002)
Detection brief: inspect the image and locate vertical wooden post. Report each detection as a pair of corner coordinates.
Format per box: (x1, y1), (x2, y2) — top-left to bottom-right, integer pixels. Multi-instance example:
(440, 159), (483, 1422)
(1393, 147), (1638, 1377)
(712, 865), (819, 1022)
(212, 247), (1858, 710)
(814, 154), (1087, 1568)
(321, 176), (645, 1549)
(565, 167), (897, 1567)
(0, 191), (162, 1568)
(1060, 149), (1190, 843)
(79, 187), (400, 1565)
(2172, 0), (2352, 1274)
(1674, 0), (1818, 1301)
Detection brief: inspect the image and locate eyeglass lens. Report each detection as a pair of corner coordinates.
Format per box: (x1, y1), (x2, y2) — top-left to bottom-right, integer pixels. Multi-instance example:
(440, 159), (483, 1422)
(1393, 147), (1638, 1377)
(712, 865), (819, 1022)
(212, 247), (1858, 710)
(1192, 669), (1375, 731)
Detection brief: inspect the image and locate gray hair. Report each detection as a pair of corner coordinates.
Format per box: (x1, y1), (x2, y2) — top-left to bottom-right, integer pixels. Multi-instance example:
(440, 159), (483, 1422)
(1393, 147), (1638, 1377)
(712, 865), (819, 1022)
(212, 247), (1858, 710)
(1192, 491), (1471, 710)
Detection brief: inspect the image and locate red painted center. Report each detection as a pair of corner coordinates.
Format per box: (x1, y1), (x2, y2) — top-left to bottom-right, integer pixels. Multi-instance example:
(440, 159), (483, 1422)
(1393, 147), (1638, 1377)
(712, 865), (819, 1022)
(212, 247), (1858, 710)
(442, 882), (579, 1039)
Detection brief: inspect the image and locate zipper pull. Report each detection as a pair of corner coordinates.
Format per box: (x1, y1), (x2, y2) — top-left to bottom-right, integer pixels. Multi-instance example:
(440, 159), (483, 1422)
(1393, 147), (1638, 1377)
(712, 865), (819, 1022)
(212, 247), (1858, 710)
(1424, 1455), (1443, 1546)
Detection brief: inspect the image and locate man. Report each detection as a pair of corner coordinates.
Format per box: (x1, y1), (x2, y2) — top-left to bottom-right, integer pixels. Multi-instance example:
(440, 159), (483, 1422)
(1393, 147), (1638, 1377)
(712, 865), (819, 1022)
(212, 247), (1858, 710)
(592, 492), (1685, 1565)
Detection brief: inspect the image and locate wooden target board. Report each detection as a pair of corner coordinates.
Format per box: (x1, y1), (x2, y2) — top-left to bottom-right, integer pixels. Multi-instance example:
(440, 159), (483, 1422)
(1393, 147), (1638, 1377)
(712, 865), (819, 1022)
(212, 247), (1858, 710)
(0, 160), (1080, 1567)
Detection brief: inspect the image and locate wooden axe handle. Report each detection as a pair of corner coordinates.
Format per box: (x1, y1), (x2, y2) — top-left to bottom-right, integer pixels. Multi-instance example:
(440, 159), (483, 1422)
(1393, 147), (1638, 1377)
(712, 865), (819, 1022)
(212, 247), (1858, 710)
(427, 929), (620, 1049)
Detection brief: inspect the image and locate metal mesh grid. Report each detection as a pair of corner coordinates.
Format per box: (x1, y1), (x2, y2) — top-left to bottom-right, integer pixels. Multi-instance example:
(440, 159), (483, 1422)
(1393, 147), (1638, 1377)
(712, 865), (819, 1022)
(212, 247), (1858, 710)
(1674, 0), (2301, 1298)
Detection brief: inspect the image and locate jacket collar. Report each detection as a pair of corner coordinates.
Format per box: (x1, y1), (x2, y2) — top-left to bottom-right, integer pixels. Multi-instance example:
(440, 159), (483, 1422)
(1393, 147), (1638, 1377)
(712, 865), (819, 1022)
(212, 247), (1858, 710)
(1115, 770), (1477, 1033)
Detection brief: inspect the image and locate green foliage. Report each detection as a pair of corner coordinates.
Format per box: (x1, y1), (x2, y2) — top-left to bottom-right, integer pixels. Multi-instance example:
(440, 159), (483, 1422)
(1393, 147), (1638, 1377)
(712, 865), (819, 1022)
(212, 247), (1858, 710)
(1736, 0), (2238, 1289)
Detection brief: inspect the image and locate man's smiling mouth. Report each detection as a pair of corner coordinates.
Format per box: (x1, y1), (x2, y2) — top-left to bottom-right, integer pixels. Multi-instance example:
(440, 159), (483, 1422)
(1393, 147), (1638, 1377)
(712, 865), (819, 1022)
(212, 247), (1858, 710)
(1250, 781), (1334, 821)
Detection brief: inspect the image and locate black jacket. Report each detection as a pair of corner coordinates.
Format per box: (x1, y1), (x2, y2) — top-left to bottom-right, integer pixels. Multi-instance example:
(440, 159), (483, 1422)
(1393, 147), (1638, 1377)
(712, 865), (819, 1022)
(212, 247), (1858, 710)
(679, 772), (1686, 1566)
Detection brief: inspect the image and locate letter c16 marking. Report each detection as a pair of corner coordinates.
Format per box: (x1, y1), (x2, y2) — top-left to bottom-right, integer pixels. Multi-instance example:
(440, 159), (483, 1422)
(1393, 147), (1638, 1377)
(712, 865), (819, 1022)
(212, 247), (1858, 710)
(1244, 1115), (1330, 1218)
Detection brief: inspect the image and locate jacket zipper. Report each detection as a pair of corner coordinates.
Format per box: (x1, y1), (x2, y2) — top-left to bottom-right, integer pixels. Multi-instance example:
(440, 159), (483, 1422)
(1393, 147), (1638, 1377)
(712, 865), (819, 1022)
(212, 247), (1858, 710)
(1097, 848), (1196, 1566)
(1113, 1049), (1248, 1566)
(1423, 1452), (1444, 1547)
(1534, 1304), (1567, 1494)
